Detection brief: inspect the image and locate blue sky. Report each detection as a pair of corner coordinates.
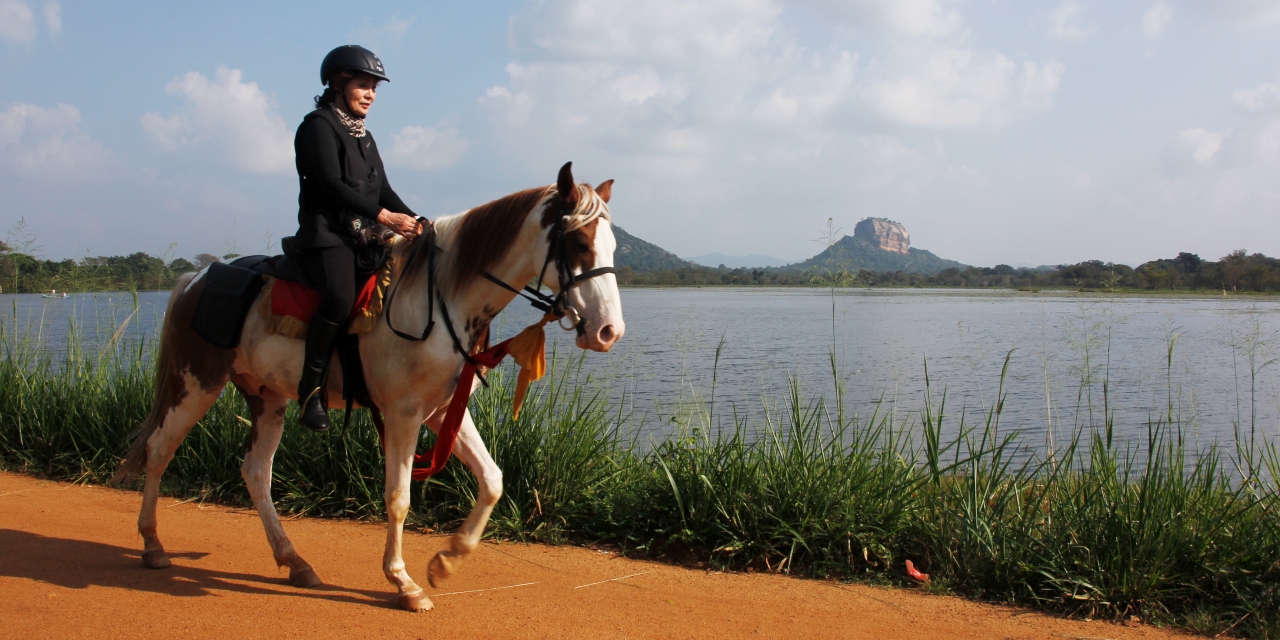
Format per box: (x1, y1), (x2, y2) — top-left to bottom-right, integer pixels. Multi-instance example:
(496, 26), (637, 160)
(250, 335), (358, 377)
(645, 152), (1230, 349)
(2, 0), (1278, 267)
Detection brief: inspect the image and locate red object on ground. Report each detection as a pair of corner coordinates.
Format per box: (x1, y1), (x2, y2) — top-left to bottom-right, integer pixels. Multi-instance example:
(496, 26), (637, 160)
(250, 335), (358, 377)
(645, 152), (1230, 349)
(906, 560), (930, 584)
(270, 273), (381, 325)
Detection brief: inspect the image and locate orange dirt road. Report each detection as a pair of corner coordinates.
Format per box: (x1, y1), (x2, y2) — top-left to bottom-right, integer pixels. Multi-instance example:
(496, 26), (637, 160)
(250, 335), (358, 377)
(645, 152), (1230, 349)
(0, 472), (1192, 639)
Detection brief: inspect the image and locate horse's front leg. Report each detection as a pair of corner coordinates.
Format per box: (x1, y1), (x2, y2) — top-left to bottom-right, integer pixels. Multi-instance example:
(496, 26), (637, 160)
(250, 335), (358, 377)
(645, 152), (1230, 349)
(382, 416), (433, 612)
(428, 407), (503, 587)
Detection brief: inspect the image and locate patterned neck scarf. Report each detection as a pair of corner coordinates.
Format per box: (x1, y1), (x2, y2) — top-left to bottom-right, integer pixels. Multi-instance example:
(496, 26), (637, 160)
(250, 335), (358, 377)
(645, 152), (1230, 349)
(332, 103), (367, 138)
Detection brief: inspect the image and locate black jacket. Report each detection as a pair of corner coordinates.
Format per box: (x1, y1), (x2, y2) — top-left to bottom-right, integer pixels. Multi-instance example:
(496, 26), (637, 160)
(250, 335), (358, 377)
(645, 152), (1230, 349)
(288, 107), (416, 251)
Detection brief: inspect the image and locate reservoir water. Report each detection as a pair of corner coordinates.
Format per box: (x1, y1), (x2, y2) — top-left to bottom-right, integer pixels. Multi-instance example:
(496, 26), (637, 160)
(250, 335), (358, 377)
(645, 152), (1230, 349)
(4, 288), (1279, 453)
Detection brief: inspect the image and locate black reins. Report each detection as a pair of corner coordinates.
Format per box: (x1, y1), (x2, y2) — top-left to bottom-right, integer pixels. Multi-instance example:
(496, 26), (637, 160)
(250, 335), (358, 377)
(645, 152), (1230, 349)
(382, 219), (437, 342)
(382, 205), (616, 364)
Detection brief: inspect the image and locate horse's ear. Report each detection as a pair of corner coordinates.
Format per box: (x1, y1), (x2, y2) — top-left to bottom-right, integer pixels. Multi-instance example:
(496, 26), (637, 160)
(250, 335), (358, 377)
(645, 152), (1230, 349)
(595, 179), (613, 203)
(557, 162), (578, 207)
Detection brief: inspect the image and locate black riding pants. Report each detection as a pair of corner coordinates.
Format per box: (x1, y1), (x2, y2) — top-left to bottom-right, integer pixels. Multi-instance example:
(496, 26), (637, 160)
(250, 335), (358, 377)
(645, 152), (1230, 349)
(302, 244), (356, 325)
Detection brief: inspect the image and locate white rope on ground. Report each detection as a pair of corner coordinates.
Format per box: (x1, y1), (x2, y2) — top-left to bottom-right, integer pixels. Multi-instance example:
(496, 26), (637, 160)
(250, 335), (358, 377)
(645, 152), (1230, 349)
(434, 581), (537, 597)
(487, 544), (565, 573)
(573, 570), (653, 589)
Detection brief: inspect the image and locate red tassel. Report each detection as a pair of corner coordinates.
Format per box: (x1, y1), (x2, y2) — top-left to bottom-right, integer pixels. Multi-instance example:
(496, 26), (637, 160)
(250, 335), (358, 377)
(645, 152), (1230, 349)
(905, 560), (930, 584)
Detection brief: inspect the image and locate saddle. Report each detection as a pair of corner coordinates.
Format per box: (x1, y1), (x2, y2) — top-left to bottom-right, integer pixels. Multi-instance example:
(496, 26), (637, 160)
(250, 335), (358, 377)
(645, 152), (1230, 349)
(257, 266), (393, 340)
(189, 251), (392, 416)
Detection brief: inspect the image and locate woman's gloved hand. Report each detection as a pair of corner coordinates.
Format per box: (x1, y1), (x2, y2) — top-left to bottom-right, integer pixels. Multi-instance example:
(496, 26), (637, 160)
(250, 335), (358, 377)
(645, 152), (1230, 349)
(377, 209), (427, 238)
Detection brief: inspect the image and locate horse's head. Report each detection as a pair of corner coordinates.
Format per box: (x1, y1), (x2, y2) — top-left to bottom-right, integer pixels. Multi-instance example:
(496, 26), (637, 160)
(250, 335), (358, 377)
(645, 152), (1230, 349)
(547, 162), (625, 352)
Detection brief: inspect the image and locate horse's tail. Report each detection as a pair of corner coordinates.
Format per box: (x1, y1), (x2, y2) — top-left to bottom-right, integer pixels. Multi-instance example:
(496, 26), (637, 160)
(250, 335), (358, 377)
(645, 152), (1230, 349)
(111, 272), (197, 485)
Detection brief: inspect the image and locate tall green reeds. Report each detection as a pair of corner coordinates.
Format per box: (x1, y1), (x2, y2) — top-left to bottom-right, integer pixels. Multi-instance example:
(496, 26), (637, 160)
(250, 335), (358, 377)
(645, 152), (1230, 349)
(1, 314), (1278, 637)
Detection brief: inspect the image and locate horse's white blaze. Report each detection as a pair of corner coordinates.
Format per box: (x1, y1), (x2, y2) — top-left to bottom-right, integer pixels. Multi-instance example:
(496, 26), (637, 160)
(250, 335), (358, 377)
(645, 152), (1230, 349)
(571, 221), (624, 352)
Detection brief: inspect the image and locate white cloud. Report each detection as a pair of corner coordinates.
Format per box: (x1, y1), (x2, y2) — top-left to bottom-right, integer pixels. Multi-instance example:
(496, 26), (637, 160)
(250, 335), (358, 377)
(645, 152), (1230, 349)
(510, 0), (784, 63)
(43, 1), (58, 35)
(1049, 1), (1097, 40)
(141, 67), (293, 174)
(469, 0), (1073, 261)
(492, 0), (859, 142)
(385, 124), (470, 170)
(1178, 0), (1280, 26)
(1167, 128), (1225, 169)
(1064, 166), (1094, 191)
(0, 0), (36, 44)
(1142, 2), (1172, 36)
(1237, 0), (1280, 23)
(786, 0), (963, 38)
(1223, 78), (1280, 165)
(1257, 119), (1280, 163)
(870, 51), (1063, 128)
(0, 102), (110, 173)
(350, 14), (414, 49)
(1164, 79), (1280, 178)
(875, 0), (963, 38)
(1233, 78), (1280, 112)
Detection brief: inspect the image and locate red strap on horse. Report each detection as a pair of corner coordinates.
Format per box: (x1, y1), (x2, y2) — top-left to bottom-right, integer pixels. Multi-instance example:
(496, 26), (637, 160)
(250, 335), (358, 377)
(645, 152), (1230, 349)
(409, 338), (513, 480)
(370, 314), (553, 480)
(371, 338), (514, 480)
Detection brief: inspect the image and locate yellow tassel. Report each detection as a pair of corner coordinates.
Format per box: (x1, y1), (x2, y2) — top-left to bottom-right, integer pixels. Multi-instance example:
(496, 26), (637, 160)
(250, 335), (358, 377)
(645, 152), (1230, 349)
(509, 314), (554, 419)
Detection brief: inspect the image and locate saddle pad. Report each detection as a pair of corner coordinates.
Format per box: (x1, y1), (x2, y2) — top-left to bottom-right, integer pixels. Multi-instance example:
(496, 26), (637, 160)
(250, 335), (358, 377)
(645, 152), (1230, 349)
(191, 262), (268, 349)
(258, 265), (393, 339)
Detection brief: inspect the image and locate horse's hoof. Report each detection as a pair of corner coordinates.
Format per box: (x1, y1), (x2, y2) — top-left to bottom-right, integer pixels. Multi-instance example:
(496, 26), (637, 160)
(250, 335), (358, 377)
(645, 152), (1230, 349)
(289, 565), (322, 588)
(427, 552), (458, 588)
(142, 550), (171, 569)
(397, 590), (434, 612)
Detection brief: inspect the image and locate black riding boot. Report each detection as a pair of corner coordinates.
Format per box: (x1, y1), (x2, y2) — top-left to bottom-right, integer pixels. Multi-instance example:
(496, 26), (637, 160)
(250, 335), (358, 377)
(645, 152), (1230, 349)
(298, 315), (342, 433)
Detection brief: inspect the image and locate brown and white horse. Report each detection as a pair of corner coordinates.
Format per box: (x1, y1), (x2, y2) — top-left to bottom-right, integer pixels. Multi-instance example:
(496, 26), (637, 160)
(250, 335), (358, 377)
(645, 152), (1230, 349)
(113, 163), (624, 611)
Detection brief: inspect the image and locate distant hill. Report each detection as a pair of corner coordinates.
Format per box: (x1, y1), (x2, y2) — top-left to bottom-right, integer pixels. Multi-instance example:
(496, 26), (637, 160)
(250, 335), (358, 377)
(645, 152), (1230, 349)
(687, 253), (789, 269)
(611, 223), (965, 277)
(613, 225), (696, 273)
(784, 235), (967, 275)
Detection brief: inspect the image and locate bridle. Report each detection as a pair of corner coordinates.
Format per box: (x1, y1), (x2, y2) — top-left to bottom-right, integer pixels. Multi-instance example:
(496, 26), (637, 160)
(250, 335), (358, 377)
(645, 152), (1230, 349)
(382, 192), (615, 365)
(482, 208), (615, 335)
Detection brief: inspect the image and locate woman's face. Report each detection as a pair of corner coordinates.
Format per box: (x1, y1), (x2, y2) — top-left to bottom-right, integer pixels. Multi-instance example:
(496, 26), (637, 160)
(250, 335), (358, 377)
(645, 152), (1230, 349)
(343, 74), (379, 117)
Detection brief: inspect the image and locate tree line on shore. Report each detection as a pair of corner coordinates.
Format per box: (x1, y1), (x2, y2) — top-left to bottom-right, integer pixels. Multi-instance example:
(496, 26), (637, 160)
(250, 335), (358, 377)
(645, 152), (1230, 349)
(618, 250), (1280, 292)
(2, 240), (1277, 293)
(0, 240), (230, 294)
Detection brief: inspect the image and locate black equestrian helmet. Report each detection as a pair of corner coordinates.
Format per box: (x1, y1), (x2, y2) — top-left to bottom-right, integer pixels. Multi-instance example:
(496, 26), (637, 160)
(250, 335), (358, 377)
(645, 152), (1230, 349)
(320, 45), (389, 85)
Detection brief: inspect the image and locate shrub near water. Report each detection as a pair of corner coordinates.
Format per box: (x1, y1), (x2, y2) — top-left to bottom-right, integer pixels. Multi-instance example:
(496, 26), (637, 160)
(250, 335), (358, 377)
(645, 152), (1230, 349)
(2, 327), (1279, 637)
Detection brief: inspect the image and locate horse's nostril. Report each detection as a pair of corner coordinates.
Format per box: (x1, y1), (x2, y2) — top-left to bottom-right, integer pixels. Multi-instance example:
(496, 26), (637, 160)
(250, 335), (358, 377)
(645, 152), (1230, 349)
(598, 324), (616, 344)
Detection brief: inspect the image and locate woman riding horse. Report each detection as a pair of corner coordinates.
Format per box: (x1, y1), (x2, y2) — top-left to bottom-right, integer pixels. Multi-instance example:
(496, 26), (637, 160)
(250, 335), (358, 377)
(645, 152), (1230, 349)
(284, 45), (424, 432)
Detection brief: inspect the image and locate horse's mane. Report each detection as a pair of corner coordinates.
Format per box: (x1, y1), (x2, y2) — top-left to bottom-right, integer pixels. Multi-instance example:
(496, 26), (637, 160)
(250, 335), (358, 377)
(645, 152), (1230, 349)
(447, 187), (553, 292)
(390, 186), (551, 296)
(390, 182), (610, 297)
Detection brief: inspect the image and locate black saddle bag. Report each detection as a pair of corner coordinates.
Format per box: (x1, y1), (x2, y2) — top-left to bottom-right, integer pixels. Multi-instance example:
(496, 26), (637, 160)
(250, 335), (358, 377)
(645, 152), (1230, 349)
(191, 261), (268, 350)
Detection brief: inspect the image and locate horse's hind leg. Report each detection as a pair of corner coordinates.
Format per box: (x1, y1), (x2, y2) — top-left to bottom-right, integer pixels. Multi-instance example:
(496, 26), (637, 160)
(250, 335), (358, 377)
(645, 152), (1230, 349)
(137, 378), (224, 569)
(428, 408), (503, 587)
(235, 379), (321, 588)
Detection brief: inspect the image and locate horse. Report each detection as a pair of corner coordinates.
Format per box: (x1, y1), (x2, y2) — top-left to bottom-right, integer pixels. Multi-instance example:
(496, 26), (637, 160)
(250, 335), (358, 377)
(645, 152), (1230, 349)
(111, 162), (624, 612)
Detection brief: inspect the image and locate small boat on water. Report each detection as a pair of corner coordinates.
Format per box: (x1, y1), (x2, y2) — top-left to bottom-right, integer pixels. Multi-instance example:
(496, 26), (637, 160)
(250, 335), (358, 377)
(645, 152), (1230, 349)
(41, 290), (68, 299)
